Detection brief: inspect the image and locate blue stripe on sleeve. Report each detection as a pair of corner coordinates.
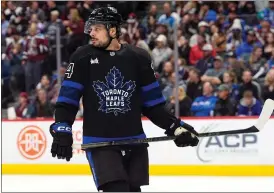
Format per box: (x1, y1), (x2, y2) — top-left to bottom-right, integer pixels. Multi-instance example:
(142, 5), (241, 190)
(143, 97), (166, 107)
(62, 80), (84, 91)
(141, 81), (160, 92)
(56, 96), (79, 107)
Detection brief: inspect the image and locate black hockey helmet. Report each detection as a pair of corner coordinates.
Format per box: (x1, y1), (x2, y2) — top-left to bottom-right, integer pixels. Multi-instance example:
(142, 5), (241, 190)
(84, 7), (123, 37)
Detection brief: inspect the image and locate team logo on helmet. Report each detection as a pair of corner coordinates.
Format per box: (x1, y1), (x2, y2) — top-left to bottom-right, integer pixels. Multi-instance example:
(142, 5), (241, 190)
(93, 67), (136, 116)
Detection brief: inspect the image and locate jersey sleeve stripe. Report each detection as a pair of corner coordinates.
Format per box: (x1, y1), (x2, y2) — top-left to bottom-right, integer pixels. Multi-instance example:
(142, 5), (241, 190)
(141, 81), (160, 92)
(62, 80), (84, 91)
(143, 97), (166, 107)
(56, 96), (79, 107)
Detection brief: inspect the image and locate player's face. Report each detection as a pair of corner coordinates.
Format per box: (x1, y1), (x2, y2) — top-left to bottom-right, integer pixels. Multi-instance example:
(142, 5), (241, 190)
(89, 24), (111, 48)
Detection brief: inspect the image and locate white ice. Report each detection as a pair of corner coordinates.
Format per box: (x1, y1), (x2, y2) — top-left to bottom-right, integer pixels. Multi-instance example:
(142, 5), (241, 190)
(2, 175), (274, 192)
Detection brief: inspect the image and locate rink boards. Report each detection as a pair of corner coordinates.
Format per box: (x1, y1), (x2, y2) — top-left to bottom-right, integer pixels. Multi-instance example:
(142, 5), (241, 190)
(2, 117), (274, 176)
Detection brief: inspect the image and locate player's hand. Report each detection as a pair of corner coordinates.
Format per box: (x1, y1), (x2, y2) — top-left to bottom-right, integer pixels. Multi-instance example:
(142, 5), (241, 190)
(165, 119), (199, 147)
(49, 122), (73, 161)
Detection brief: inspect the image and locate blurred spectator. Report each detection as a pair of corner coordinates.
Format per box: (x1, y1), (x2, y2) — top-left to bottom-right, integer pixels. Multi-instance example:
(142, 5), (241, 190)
(26, 1), (46, 22)
(239, 70), (260, 99)
(127, 12), (145, 41)
(166, 86), (192, 116)
(189, 21), (210, 47)
(244, 46), (266, 80)
(9, 6), (29, 36)
(15, 92), (30, 118)
(201, 56), (226, 86)
(222, 70), (240, 100)
(133, 27), (150, 52)
(8, 43), (25, 95)
(257, 20), (271, 44)
(29, 13), (45, 33)
(65, 8), (85, 56)
(235, 29), (258, 59)
(191, 81), (217, 116)
(61, 1), (77, 21)
(177, 31), (190, 64)
(27, 89), (53, 118)
(266, 49), (274, 70)
(78, 1), (95, 21)
(257, 1), (274, 27)
(198, 2), (217, 23)
(22, 23), (49, 93)
(195, 44), (214, 75)
(36, 74), (51, 92)
(158, 2), (175, 29)
(45, 10), (66, 71)
(4, 28), (25, 61)
(186, 67), (203, 101)
(263, 69), (274, 100)
(45, 1), (60, 21)
(263, 32), (274, 60)
(211, 24), (226, 54)
(237, 90), (262, 116)
(151, 34), (172, 71)
(238, 1), (256, 15)
(226, 52), (246, 82)
(142, 4), (160, 31)
(226, 19), (244, 52)
(189, 34), (206, 65)
(2, 12), (10, 37)
(214, 84), (237, 116)
(162, 72), (186, 100)
(158, 61), (173, 89)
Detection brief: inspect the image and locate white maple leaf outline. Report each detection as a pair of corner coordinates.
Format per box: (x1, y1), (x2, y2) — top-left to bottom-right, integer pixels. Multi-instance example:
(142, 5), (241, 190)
(93, 66), (136, 115)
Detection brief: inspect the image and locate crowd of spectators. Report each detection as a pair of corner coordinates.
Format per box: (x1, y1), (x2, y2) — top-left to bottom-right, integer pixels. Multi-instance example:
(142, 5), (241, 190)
(2, 1), (274, 119)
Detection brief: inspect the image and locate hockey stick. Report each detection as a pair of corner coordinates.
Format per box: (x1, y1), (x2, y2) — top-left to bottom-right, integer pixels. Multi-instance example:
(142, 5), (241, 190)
(74, 99), (274, 150)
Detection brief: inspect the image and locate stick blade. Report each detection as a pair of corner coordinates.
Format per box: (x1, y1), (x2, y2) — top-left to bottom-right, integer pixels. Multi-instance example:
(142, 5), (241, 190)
(254, 99), (274, 131)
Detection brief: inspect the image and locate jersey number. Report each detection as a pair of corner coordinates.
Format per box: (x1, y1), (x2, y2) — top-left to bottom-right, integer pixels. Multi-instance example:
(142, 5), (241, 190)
(65, 63), (74, 78)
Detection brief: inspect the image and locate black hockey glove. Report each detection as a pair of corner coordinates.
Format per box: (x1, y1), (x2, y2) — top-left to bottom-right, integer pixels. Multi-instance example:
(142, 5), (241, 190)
(165, 119), (199, 147)
(50, 122), (73, 161)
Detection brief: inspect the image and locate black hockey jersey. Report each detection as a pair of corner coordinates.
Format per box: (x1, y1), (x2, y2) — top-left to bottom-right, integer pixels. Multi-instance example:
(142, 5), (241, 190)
(54, 44), (177, 144)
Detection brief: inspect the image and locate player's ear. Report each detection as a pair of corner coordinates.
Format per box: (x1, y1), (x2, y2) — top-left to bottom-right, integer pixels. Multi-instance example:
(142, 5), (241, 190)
(109, 27), (117, 38)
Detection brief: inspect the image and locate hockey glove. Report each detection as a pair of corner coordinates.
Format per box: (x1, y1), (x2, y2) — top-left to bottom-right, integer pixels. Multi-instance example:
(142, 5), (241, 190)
(165, 119), (199, 147)
(50, 122), (73, 161)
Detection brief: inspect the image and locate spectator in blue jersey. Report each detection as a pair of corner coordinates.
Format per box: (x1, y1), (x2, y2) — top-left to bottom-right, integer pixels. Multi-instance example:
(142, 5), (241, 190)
(191, 81), (217, 117)
(198, 2), (217, 23)
(257, 1), (274, 27)
(157, 2), (175, 28)
(237, 90), (262, 116)
(235, 30), (258, 59)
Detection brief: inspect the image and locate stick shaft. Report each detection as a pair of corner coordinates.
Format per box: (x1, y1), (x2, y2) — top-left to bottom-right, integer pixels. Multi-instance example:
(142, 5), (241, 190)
(81, 126), (258, 150)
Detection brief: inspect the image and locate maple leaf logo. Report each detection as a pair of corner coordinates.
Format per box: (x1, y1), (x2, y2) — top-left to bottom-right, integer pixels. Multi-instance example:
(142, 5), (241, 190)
(93, 66), (136, 116)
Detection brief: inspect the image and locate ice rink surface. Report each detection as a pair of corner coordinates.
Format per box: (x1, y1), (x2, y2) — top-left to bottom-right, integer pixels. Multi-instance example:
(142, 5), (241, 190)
(2, 175), (274, 192)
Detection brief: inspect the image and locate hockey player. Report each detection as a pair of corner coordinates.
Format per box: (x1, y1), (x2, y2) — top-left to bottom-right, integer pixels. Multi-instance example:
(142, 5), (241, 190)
(50, 7), (199, 192)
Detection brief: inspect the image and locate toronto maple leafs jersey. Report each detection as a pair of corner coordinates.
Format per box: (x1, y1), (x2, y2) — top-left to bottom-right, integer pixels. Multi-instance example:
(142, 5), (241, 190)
(54, 44), (178, 144)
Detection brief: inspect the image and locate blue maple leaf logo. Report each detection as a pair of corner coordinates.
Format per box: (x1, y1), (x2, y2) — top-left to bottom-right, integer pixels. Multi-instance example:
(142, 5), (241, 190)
(93, 66), (136, 116)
